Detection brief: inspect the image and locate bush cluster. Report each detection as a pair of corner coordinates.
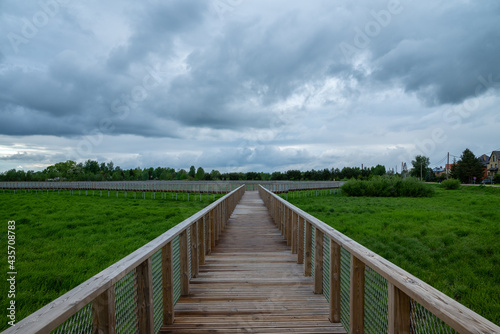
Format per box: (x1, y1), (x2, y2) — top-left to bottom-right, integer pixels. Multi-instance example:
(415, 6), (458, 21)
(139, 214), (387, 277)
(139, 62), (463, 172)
(341, 177), (434, 197)
(440, 179), (461, 190)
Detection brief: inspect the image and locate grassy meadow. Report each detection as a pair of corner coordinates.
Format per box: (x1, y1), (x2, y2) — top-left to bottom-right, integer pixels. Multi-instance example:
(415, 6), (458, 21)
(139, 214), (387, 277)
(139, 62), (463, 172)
(0, 189), (221, 330)
(285, 185), (500, 325)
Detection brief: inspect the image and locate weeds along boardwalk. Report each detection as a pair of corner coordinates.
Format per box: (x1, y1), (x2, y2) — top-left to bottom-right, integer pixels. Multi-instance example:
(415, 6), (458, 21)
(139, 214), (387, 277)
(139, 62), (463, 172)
(160, 191), (346, 333)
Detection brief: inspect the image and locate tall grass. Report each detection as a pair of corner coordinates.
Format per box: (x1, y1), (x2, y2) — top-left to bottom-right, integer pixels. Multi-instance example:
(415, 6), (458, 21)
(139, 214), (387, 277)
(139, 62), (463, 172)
(286, 185), (500, 325)
(0, 190), (221, 330)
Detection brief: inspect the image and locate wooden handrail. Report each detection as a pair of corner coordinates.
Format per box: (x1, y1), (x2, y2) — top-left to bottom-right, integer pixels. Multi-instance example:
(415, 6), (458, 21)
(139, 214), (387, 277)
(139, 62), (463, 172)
(2, 185), (245, 334)
(259, 185), (500, 334)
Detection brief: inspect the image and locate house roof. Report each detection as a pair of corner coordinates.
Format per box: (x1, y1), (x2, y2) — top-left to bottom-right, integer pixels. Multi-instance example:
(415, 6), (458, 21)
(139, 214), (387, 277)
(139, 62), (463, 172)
(489, 151), (500, 163)
(478, 154), (489, 166)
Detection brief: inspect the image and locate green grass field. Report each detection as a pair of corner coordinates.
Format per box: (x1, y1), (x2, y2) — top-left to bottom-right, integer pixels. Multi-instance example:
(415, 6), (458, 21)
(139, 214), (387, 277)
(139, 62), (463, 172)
(0, 190), (221, 330)
(285, 185), (500, 325)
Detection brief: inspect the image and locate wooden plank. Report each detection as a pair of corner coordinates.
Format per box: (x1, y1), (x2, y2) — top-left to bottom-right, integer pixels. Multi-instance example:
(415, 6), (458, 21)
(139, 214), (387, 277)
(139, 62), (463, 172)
(305, 221), (312, 277)
(162, 242), (175, 325)
(388, 282), (411, 334)
(314, 229), (324, 294)
(161, 191), (346, 334)
(136, 257), (154, 334)
(298, 216), (304, 264)
(180, 230), (189, 297)
(350, 255), (365, 334)
(91, 286), (116, 334)
(330, 239), (341, 323)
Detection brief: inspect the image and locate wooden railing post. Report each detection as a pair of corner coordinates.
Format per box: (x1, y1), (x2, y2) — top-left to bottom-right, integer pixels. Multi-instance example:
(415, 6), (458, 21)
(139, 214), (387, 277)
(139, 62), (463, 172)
(298, 216), (304, 264)
(286, 207), (292, 246)
(388, 283), (411, 334)
(162, 242), (174, 325)
(329, 240), (341, 323)
(292, 210), (298, 254)
(210, 208), (215, 250)
(136, 257), (154, 334)
(350, 255), (365, 334)
(92, 287), (116, 334)
(180, 230), (189, 296)
(304, 221), (312, 276)
(198, 217), (205, 265)
(190, 222), (199, 278)
(314, 229), (324, 294)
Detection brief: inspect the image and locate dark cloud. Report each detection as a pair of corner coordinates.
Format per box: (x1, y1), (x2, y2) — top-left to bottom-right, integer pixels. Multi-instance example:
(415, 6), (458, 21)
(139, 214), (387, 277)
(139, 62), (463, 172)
(107, 0), (209, 71)
(0, 151), (46, 161)
(369, 2), (500, 105)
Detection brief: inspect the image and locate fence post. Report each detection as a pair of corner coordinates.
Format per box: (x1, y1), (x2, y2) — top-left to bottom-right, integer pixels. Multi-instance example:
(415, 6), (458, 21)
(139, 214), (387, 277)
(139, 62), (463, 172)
(304, 221), (312, 277)
(350, 255), (365, 333)
(298, 216), (305, 264)
(286, 207), (292, 247)
(210, 208), (216, 250)
(198, 217), (205, 265)
(329, 240), (341, 323)
(162, 242), (174, 325)
(292, 210), (298, 254)
(180, 230), (189, 296)
(388, 283), (411, 334)
(136, 257), (154, 334)
(92, 287), (116, 334)
(190, 222), (199, 278)
(314, 229), (324, 294)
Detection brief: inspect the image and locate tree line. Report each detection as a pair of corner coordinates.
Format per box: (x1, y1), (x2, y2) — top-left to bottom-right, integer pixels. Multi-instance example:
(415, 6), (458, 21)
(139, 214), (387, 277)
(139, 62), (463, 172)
(1, 148), (497, 183)
(0, 160), (388, 182)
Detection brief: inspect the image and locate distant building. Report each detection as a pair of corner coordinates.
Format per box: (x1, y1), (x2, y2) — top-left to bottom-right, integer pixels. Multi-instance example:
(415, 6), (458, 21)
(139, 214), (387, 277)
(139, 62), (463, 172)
(487, 151), (500, 178)
(433, 166), (446, 177)
(478, 154), (489, 179)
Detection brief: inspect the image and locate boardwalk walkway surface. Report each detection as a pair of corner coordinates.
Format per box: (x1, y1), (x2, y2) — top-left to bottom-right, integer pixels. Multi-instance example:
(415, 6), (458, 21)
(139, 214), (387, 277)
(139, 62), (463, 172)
(160, 191), (346, 333)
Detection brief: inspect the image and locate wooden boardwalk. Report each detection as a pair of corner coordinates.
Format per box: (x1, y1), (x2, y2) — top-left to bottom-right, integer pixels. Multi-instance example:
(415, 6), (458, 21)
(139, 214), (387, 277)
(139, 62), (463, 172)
(160, 191), (346, 333)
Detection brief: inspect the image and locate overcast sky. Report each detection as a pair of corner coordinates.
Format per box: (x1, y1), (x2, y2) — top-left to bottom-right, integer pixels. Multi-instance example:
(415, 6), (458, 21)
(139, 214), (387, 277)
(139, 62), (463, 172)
(1, 0), (499, 173)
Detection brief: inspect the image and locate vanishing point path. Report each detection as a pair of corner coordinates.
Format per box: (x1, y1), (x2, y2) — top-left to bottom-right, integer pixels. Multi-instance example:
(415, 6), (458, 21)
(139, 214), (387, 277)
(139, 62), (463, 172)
(160, 191), (346, 333)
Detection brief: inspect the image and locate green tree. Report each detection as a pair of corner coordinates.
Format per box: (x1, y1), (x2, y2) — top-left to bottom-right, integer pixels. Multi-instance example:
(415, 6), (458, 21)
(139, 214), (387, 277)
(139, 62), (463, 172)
(188, 166), (196, 179)
(411, 155), (430, 180)
(195, 167), (205, 180)
(210, 170), (221, 180)
(451, 148), (484, 184)
(371, 164), (386, 176)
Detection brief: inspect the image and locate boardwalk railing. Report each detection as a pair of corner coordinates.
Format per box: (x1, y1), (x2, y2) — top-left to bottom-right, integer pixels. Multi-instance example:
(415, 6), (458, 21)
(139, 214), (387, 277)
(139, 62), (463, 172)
(2, 185), (245, 334)
(259, 186), (500, 334)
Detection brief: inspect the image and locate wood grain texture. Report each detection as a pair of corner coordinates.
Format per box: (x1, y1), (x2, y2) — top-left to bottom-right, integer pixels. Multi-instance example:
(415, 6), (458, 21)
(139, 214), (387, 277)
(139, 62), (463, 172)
(350, 255), (365, 334)
(91, 287), (116, 334)
(160, 191), (346, 334)
(314, 229), (324, 295)
(136, 257), (154, 334)
(305, 221), (313, 277)
(388, 283), (410, 334)
(162, 242), (175, 325)
(330, 240), (341, 323)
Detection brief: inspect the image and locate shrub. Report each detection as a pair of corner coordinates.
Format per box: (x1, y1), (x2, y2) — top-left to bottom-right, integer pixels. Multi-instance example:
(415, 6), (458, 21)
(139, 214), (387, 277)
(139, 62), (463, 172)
(441, 179), (461, 190)
(341, 177), (434, 197)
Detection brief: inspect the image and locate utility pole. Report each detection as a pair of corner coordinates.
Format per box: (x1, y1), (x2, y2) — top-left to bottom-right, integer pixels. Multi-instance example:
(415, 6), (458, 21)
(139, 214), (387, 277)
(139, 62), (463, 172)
(446, 152), (449, 180)
(420, 162), (423, 181)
